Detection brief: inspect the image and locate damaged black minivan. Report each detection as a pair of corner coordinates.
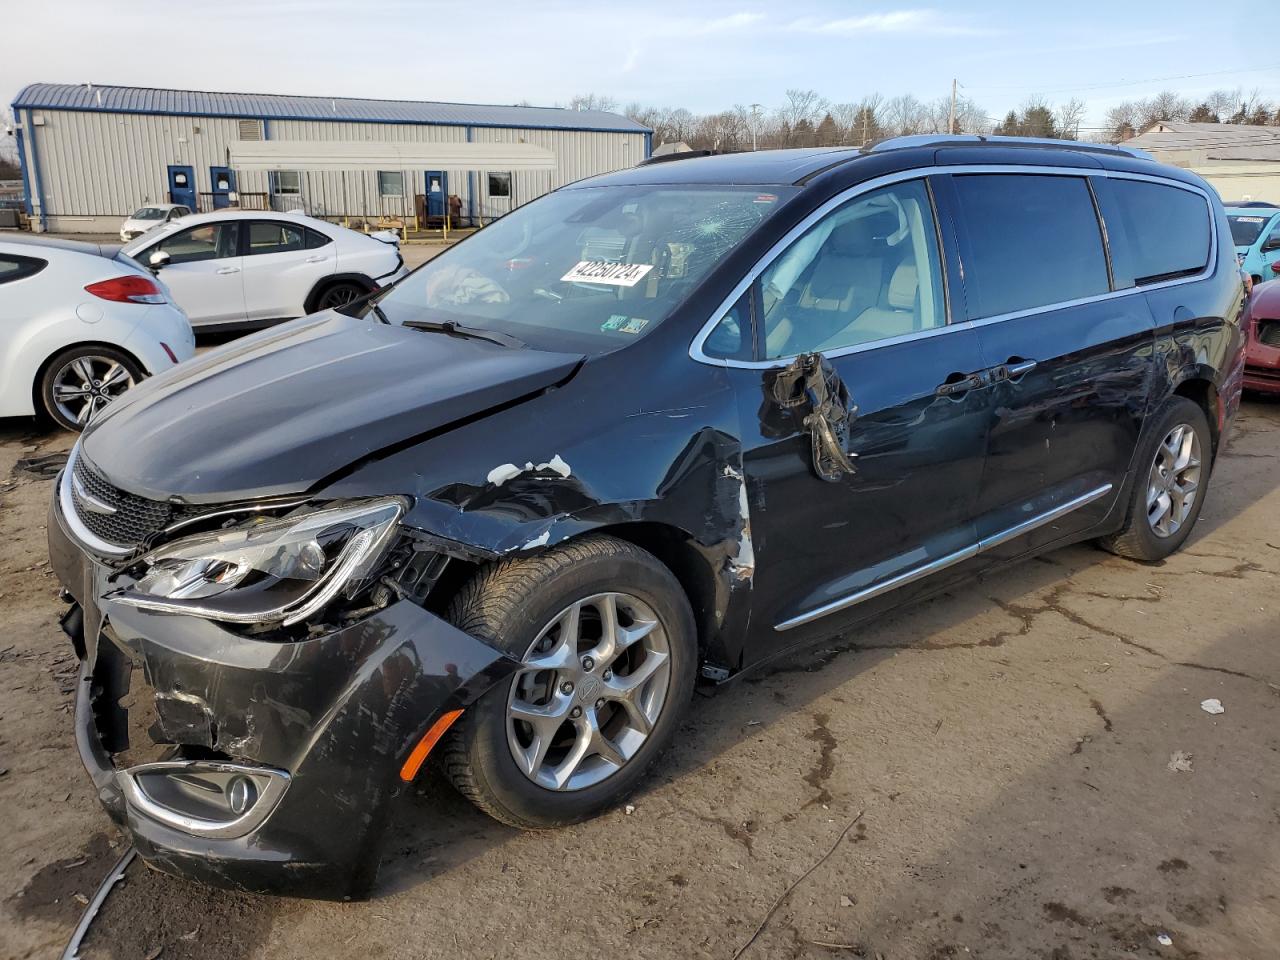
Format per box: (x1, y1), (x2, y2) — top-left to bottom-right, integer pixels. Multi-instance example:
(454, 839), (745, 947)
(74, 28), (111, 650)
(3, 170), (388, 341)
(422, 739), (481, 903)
(49, 137), (1245, 898)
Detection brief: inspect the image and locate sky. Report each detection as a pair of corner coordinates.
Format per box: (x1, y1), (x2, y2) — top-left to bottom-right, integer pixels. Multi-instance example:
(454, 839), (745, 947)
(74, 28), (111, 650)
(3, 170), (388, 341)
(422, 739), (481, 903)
(3, 0), (1278, 141)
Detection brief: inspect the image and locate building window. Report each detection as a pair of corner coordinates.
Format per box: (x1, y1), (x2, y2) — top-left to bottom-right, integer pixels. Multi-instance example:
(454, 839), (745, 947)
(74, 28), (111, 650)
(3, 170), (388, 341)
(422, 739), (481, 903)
(488, 173), (512, 198)
(272, 171), (301, 196)
(378, 171), (404, 198)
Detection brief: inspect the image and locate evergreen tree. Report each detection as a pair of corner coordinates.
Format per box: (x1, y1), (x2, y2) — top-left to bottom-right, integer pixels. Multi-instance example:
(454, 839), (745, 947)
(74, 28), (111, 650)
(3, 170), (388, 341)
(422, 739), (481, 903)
(814, 113), (840, 146)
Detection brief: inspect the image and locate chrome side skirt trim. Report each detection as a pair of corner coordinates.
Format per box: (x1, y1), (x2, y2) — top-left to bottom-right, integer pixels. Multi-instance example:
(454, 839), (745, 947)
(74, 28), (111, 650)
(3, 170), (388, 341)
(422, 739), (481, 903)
(775, 483), (1113, 632)
(976, 484), (1114, 552)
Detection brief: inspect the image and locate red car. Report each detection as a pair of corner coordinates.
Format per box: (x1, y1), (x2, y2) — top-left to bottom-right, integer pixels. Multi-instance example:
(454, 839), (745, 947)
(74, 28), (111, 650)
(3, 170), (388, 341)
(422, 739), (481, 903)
(1245, 280), (1280, 394)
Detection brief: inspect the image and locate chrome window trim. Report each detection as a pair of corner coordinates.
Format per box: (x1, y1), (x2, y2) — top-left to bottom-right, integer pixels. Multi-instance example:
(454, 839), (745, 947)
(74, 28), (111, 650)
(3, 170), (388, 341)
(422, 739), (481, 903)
(690, 164), (1219, 370)
(775, 483), (1113, 631)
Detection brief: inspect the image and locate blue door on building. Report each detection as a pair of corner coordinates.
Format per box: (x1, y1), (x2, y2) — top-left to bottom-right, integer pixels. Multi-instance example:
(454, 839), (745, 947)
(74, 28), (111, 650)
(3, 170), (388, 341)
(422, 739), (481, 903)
(167, 165), (197, 210)
(425, 170), (447, 217)
(210, 166), (236, 209)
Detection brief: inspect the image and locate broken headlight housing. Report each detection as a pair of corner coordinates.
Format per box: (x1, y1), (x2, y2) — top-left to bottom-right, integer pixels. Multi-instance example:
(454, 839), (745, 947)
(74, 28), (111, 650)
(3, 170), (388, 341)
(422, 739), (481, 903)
(114, 499), (405, 626)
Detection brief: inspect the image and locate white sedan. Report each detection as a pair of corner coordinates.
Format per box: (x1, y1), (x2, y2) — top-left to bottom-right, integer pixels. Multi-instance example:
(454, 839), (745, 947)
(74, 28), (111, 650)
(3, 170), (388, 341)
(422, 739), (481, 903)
(0, 237), (195, 431)
(120, 211), (408, 330)
(119, 203), (193, 242)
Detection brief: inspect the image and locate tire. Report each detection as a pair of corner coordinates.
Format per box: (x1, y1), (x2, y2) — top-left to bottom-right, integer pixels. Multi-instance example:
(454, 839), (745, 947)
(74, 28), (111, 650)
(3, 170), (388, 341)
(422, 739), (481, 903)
(312, 280), (369, 313)
(441, 534), (697, 829)
(1098, 396), (1212, 562)
(39, 345), (144, 432)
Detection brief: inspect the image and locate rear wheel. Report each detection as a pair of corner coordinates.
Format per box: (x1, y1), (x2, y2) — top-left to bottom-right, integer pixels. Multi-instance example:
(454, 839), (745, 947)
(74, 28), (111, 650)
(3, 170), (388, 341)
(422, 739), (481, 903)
(441, 535), (696, 828)
(314, 280), (369, 312)
(39, 346), (144, 432)
(1099, 396), (1211, 561)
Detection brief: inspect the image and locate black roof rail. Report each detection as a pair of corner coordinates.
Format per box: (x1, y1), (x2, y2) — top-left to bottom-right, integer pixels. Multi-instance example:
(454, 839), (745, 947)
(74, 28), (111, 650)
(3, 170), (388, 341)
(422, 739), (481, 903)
(638, 149), (729, 166)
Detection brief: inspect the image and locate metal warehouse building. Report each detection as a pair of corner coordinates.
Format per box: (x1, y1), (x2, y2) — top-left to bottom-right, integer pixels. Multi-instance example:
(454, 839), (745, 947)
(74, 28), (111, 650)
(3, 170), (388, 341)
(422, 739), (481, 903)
(10, 83), (652, 234)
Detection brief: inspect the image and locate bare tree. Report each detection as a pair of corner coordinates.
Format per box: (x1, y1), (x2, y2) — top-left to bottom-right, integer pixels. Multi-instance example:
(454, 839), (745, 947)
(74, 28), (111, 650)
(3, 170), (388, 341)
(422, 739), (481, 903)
(1055, 98), (1087, 139)
(774, 89), (828, 145)
(1105, 101), (1141, 140)
(1140, 90), (1192, 128)
(569, 93), (618, 113)
(1206, 89), (1240, 121)
(883, 94), (928, 136)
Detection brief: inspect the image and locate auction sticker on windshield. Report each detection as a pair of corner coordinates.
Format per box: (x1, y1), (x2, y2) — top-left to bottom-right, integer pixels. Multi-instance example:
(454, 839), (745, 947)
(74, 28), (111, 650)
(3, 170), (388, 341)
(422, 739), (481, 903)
(562, 261), (654, 287)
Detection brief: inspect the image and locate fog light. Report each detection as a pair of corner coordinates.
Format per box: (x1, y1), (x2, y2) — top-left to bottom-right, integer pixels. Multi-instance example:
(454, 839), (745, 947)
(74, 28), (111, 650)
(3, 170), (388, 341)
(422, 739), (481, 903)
(120, 761), (290, 839)
(226, 775), (258, 815)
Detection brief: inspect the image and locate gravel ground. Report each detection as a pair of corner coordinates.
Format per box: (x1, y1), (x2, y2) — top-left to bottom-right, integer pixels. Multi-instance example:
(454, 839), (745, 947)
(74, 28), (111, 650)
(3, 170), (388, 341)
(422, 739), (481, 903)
(1, 397), (1277, 960)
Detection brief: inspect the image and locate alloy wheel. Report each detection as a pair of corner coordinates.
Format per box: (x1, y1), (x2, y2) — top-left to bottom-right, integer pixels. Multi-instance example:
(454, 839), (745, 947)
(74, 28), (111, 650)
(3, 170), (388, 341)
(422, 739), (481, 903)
(506, 592), (672, 792)
(318, 284), (364, 310)
(51, 356), (135, 426)
(1146, 423), (1202, 538)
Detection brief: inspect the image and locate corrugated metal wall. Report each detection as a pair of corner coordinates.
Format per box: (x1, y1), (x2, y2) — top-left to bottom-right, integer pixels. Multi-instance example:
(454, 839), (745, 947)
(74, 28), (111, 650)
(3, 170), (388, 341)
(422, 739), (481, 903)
(25, 108), (645, 223)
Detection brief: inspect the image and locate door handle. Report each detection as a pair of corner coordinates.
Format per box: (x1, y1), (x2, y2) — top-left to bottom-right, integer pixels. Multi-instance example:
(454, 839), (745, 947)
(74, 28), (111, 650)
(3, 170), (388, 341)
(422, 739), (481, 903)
(936, 371), (987, 396)
(993, 358), (1038, 381)
(216, 266), (241, 275)
(304, 256), (328, 263)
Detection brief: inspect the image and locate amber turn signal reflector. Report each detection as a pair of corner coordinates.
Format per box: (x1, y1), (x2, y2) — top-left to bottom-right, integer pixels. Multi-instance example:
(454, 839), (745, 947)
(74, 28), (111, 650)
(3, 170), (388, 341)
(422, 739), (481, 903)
(399, 709), (464, 782)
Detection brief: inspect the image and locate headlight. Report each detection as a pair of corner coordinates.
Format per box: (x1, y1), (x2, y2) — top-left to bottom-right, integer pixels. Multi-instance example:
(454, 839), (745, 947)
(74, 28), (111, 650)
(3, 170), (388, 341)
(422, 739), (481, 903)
(113, 499), (405, 625)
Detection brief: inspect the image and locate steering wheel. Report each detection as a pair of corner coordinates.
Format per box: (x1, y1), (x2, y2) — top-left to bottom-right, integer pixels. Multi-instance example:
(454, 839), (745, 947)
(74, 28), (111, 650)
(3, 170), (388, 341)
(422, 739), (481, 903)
(483, 217), (534, 260)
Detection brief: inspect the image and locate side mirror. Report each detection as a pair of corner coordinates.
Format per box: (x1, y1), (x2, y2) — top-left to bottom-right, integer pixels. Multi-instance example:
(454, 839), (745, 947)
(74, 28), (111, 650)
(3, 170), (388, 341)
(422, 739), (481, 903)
(148, 249), (171, 270)
(1263, 236), (1280, 253)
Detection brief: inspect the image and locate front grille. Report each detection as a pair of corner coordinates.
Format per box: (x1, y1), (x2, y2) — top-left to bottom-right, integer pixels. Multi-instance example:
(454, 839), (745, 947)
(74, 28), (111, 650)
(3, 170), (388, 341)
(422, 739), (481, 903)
(1258, 320), (1280, 348)
(71, 454), (195, 550)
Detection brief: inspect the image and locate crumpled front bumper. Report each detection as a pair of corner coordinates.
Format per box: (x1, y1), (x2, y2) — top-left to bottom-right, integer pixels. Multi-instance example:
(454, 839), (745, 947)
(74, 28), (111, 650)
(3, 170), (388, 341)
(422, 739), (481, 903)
(49, 488), (517, 899)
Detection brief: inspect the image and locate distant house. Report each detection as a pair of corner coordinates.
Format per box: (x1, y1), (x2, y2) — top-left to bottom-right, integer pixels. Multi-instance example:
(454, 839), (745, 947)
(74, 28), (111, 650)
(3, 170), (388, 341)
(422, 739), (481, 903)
(1123, 122), (1280, 204)
(650, 141), (693, 158)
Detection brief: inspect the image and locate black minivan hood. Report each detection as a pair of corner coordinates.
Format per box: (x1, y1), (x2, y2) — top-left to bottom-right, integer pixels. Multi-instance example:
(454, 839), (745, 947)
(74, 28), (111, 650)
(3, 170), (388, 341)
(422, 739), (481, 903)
(82, 312), (583, 503)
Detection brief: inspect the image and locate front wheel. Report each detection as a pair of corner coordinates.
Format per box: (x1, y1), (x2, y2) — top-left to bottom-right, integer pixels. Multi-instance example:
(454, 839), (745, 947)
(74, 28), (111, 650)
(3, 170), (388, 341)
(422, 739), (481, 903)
(1099, 396), (1212, 561)
(39, 346), (144, 431)
(440, 535), (696, 828)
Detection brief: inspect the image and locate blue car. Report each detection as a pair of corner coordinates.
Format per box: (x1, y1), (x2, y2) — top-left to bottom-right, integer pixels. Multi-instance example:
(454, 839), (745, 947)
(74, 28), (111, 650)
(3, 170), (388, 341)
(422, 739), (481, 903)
(1227, 205), (1280, 283)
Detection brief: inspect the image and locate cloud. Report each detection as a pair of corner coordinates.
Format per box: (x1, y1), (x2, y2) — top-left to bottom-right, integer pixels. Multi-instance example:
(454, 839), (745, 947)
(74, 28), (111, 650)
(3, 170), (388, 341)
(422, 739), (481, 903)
(787, 10), (995, 37)
(670, 11), (766, 36)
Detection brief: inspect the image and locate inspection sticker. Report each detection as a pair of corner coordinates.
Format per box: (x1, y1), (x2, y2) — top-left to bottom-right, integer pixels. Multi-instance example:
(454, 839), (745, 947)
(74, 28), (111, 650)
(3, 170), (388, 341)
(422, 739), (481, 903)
(562, 261), (654, 287)
(601, 314), (650, 334)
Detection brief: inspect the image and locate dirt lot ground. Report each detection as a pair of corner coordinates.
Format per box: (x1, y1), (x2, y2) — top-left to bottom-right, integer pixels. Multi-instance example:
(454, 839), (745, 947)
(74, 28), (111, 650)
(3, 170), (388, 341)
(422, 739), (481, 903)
(2, 396), (1277, 960)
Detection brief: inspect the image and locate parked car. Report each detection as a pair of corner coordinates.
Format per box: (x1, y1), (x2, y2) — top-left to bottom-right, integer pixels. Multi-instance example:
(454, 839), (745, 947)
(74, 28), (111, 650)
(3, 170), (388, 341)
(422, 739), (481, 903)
(1242, 278), (1280, 393)
(48, 137), (1244, 899)
(1226, 204), (1280, 285)
(0, 237), (194, 430)
(119, 211), (408, 330)
(119, 203), (193, 242)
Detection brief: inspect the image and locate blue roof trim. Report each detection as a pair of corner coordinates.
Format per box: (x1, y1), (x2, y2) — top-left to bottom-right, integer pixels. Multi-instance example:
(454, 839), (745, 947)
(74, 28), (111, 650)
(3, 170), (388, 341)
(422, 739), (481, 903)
(12, 83), (651, 136)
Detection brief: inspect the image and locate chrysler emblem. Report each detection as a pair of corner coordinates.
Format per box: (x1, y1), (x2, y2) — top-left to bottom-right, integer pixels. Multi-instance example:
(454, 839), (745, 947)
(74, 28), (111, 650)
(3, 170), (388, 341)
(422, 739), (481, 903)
(71, 471), (117, 515)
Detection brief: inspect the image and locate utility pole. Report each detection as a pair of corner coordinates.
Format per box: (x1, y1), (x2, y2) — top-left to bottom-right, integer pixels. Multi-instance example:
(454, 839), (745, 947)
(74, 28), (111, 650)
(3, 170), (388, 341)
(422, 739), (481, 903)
(949, 78), (957, 134)
(750, 103), (762, 150)
(861, 105), (869, 147)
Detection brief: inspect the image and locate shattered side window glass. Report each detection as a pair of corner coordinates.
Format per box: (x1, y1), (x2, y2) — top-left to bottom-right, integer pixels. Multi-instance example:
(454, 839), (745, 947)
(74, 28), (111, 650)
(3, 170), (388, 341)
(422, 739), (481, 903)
(377, 184), (797, 354)
(759, 180), (946, 360)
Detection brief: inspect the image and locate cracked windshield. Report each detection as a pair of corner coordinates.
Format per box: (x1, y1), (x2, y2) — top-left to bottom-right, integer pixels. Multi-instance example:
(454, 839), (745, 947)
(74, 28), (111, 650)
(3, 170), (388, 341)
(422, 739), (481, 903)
(376, 184), (796, 352)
